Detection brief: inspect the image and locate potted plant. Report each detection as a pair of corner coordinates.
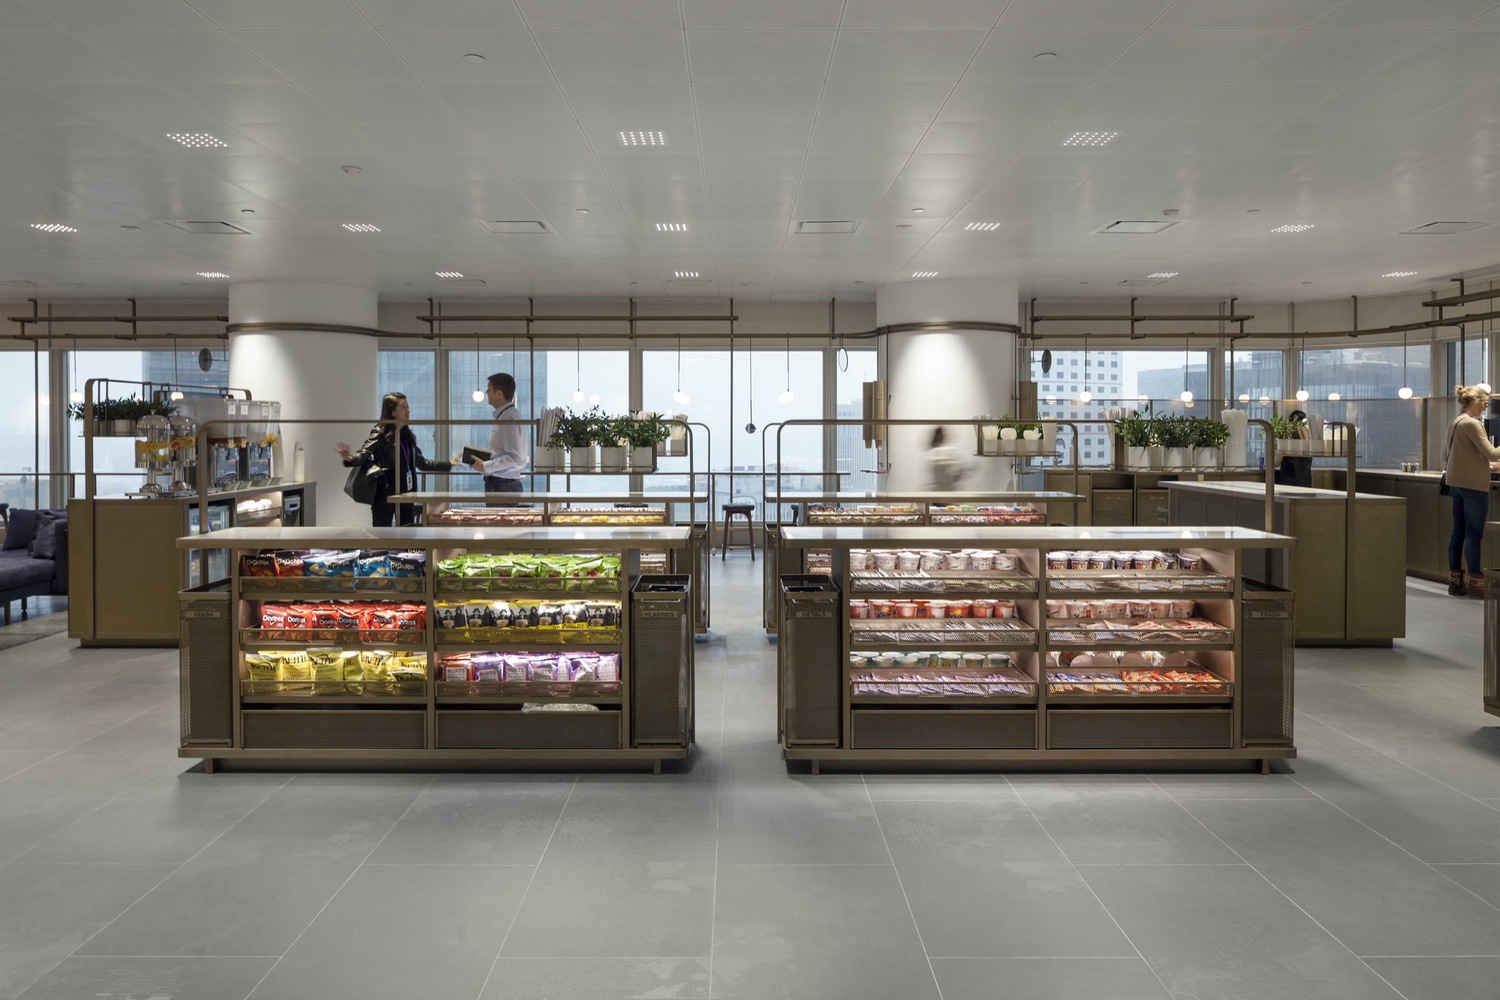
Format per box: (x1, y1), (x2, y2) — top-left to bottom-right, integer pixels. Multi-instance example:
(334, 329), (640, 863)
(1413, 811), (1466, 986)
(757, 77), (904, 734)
(1019, 422), (1044, 455)
(1270, 414), (1306, 456)
(557, 408), (598, 471)
(996, 416), (1019, 455)
(595, 413), (629, 472)
(1193, 418), (1229, 469)
(1115, 411), (1153, 469)
(624, 412), (668, 471)
(976, 414), (1000, 455)
(1156, 414), (1195, 469)
(535, 419), (567, 472)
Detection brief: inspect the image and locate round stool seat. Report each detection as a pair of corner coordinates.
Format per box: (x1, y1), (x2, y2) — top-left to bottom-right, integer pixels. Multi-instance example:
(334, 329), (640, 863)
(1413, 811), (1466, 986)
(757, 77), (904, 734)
(720, 504), (756, 560)
(723, 503), (754, 514)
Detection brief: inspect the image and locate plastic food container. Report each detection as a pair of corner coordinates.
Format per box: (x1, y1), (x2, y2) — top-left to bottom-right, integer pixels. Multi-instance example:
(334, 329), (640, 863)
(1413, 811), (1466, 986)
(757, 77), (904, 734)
(919, 551), (945, 572)
(894, 601), (918, 618)
(870, 599), (894, 619)
(995, 600), (1017, 619)
(994, 552), (1019, 572)
(1045, 599), (1068, 619)
(1170, 598), (1195, 618)
(874, 551), (899, 572)
(849, 549), (871, 572)
(972, 599), (997, 618)
(943, 550), (971, 571)
(896, 551), (922, 573)
(849, 600), (870, 619)
(968, 550), (996, 571)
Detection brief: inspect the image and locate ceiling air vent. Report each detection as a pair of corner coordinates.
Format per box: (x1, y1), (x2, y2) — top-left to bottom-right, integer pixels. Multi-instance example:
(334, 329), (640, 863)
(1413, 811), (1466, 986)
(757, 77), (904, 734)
(1117, 278), (1172, 287)
(441, 278), (487, 287)
(1399, 221), (1490, 235)
(1097, 220), (1177, 235)
(796, 220), (861, 234)
(161, 220), (251, 234)
(479, 220), (551, 234)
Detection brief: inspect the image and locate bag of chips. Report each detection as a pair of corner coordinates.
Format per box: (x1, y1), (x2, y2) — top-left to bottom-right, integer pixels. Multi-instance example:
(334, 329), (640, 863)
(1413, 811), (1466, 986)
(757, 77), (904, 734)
(240, 552), (278, 577)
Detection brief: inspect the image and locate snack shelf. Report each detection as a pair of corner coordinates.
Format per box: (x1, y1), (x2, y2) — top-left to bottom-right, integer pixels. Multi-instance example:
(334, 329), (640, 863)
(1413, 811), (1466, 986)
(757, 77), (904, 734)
(850, 635), (1035, 651)
(1045, 667), (1233, 704)
(1044, 619), (1233, 648)
(850, 692), (1036, 705)
(242, 688), (428, 704)
(1044, 571), (1233, 595)
(434, 686), (621, 702)
(850, 573), (1036, 595)
(239, 629), (427, 647)
(241, 581), (428, 598)
(434, 636), (621, 650)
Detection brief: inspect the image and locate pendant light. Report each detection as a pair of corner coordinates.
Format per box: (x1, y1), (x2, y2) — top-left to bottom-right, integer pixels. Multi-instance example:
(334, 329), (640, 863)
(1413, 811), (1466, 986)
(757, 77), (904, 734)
(572, 335), (584, 402)
(1179, 336), (1193, 403)
(471, 332), (485, 402)
(672, 333), (690, 405)
(1294, 335), (1310, 402)
(744, 335), (756, 433)
(1078, 337), (1092, 403)
(68, 337), (82, 404)
(1397, 331), (1413, 398)
(170, 348), (184, 401)
(777, 335), (794, 405)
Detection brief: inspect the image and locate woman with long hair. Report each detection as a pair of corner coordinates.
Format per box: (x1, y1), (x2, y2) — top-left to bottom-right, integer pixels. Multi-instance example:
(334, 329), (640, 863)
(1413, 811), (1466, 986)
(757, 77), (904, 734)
(336, 392), (453, 527)
(1442, 384), (1500, 597)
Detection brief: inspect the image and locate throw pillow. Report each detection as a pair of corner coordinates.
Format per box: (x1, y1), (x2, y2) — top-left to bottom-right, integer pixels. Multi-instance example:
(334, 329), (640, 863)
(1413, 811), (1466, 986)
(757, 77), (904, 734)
(1, 508), (39, 551)
(30, 518), (61, 561)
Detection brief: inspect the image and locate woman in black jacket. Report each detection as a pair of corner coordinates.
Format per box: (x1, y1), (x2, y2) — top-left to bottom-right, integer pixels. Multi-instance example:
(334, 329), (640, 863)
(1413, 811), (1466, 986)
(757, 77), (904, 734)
(336, 392), (452, 526)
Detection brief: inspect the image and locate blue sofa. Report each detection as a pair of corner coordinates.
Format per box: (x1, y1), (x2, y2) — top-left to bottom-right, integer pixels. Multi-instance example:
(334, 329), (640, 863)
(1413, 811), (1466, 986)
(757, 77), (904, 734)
(0, 505), (69, 624)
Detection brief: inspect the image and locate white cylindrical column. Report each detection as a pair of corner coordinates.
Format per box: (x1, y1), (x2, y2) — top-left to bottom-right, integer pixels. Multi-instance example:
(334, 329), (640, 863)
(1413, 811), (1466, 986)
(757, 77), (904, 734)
(877, 278), (1019, 491)
(229, 281), (379, 527)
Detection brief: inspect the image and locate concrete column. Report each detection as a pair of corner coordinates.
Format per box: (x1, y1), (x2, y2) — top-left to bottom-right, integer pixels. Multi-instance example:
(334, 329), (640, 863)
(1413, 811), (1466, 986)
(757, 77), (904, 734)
(877, 278), (1019, 491)
(228, 281), (378, 527)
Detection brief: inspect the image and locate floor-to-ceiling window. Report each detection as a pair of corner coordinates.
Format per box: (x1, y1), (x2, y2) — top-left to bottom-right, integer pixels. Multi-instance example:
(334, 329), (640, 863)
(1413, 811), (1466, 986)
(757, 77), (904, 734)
(0, 349), (49, 508)
(735, 347), (823, 520)
(835, 348), (879, 494)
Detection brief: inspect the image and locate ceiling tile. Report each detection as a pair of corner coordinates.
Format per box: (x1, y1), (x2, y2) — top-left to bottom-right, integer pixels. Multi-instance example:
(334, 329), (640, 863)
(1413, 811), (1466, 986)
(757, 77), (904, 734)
(231, 122), (377, 159)
(301, 83), (457, 124)
(472, 122), (594, 158)
(519, 0), (681, 29)
(4, 122), (160, 158)
(19, 0), (216, 30)
(0, 31), (146, 85)
(429, 82), (576, 123)
(997, 0), (1174, 29)
(1103, 29), (1290, 83)
(0, 84), (99, 125)
(495, 154), (609, 182)
(230, 30), (418, 85)
(350, 122), (485, 156)
(82, 31), (282, 84)
(687, 30), (835, 82)
(1235, 30), (1445, 82)
(562, 82), (694, 122)
(1295, 79), (1476, 123)
(841, 0), (1006, 30)
(939, 80), (1089, 121)
(1178, 81), (1349, 122)
(580, 120), (698, 151)
(808, 121), (928, 154)
(697, 121), (811, 156)
(598, 153), (702, 182)
(1153, 0), (1340, 29)
(1309, 0), (1497, 29)
(533, 31), (689, 82)
(175, 83), (334, 124)
(1416, 85), (1500, 125)
(915, 122), (1044, 155)
(817, 82), (953, 121)
(828, 30), (984, 81)
(39, 83), (232, 131)
(964, 29), (1140, 80)
(189, 0), (370, 29)
(191, 154), (313, 184)
(702, 153), (803, 182)
(803, 152), (909, 182)
(1055, 80), (1218, 125)
(1, 1), (61, 30)
(382, 31), (553, 83)
(1371, 32), (1500, 91)
(683, 0), (843, 29)
(693, 83), (822, 122)
(1242, 121), (1396, 155)
(352, 0), (526, 29)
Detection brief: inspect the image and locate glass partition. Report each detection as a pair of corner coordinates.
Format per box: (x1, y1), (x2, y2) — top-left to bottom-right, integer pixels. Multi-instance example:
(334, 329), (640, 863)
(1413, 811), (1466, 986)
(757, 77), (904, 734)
(0, 350), (50, 509)
(835, 348), (879, 493)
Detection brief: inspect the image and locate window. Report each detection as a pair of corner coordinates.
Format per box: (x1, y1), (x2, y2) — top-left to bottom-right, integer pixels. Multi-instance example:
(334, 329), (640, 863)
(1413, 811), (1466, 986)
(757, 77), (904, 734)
(836, 349), (880, 496)
(1, 350), (49, 508)
(378, 350), (436, 457)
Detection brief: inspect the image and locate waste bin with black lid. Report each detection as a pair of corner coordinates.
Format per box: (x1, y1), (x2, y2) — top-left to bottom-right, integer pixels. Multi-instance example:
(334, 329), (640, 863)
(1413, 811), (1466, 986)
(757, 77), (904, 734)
(778, 574), (841, 747)
(630, 574), (694, 748)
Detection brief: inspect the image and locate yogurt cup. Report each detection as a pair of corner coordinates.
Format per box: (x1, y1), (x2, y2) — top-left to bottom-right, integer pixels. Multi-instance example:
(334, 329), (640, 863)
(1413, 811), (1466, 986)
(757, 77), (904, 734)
(995, 553), (1019, 572)
(1127, 599), (1152, 618)
(995, 600), (1017, 619)
(894, 601), (918, 618)
(972, 599), (997, 618)
(961, 652), (987, 669)
(919, 551), (945, 572)
(1045, 600), (1068, 619)
(985, 652), (1012, 670)
(869, 599), (894, 619)
(896, 551), (922, 573)
(926, 600), (948, 619)
(968, 550), (996, 571)
(938, 652), (962, 669)
(1047, 552), (1071, 570)
(848, 600), (870, 619)
(849, 549), (871, 572)
(873, 551), (898, 572)
(948, 600), (973, 619)
(1146, 599), (1172, 619)
(1170, 598), (1196, 618)
(943, 550), (971, 571)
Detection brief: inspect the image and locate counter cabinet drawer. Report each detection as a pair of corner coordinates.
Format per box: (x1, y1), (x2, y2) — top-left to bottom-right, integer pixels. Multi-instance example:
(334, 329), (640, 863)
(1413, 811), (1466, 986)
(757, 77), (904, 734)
(1046, 708), (1231, 749)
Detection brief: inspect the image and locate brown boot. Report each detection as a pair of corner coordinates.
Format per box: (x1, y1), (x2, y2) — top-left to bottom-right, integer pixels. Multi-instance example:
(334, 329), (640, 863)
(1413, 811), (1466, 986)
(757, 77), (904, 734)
(1448, 570), (1468, 596)
(1467, 574), (1485, 600)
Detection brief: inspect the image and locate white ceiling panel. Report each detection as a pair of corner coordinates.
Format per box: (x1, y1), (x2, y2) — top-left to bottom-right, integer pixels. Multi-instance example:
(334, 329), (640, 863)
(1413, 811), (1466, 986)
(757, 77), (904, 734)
(693, 83), (823, 122)
(1464, 7), (1500, 27)
(382, 31), (553, 83)
(472, 122), (594, 158)
(1132, 121), (1274, 154)
(191, 155), (313, 185)
(1309, 0), (1498, 29)
(1153, 0), (1341, 29)
(913, 122), (1042, 155)
(1416, 86), (1500, 125)
(1295, 79), (1477, 124)
(1242, 121), (1398, 156)
(1055, 80), (1219, 125)
(897, 153), (1010, 182)
(352, 0), (527, 30)
(939, 80), (1089, 121)
(18, 0), (216, 31)
(39, 83), (234, 131)
(518, 0), (682, 30)
(1234, 30), (1445, 83)
(4, 122), (159, 158)
(828, 30), (984, 81)
(428, 82), (576, 123)
(0, 84), (104, 125)
(686, 30), (835, 82)
(82, 31), (282, 84)
(997, 0), (1174, 30)
(808, 121), (927, 154)
(1348, 123), (1498, 156)
(300, 83), (456, 123)
(231, 122), (377, 159)
(840, 0), (1006, 30)
(803, 152), (910, 183)
(0, 31), (146, 85)
(350, 122), (486, 156)
(697, 121), (812, 156)
(702, 154), (803, 182)
(817, 82), (953, 121)
(1, 1), (61, 30)
(964, 29), (1140, 81)
(561, 82), (694, 122)
(1104, 30), (1290, 83)
(1178, 81), (1350, 122)
(682, 0), (843, 29)
(175, 84), (334, 124)
(532, 31), (689, 82)
(494, 154), (609, 182)
(1372, 32), (1500, 91)
(599, 153), (703, 183)
(189, 0), (370, 30)
(231, 30), (418, 85)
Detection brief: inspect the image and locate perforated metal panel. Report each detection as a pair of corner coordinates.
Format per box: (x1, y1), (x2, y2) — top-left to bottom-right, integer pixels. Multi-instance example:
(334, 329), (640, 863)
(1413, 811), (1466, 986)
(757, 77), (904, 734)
(436, 710), (621, 749)
(1241, 591), (1296, 745)
(1486, 571), (1499, 717)
(242, 710), (426, 750)
(763, 524), (782, 631)
(631, 575), (692, 748)
(1047, 710), (1232, 749)
(780, 575), (841, 746)
(179, 593), (233, 747)
(852, 710), (1037, 750)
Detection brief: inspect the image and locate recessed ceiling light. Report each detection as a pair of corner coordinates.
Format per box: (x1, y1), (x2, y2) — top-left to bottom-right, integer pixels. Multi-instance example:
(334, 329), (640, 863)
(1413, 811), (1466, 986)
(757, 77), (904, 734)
(1147, 272), (1179, 278)
(1034, 52), (1058, 61)
(575, 208), (589, 214)
(166, 133), (227, 148)
(674, 270), (699, 278)
(655, 222), (688, 232)
(895, 224), (914, 230)
(462, 53), (485, 63)
(435, 271), (463, 278)
(964, 222), (1001, 231)
(240, 208), (255, 214)
(120, 225), (140, 231)
(619, 130), (666, 147)
(342, 223), (381, 232)
(1382, 270), (1418, 278)
(912, 271), (939, 278)
(30, 223), (76, 233)
(911, 208), (925, 214)
(196, 271), (228, 278)
(1062, 130), (1118, 147)
(1246, 208), (1261, 214)
(1271, 224), (1314, 233)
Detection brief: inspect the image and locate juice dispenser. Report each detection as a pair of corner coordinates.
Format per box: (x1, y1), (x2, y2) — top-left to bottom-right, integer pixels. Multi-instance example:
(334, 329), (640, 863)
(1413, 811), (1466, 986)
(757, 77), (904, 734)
(135, 414), (171, 496)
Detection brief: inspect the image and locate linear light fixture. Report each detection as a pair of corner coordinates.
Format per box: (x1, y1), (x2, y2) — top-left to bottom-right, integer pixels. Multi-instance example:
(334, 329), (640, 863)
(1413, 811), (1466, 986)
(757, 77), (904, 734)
(674, 270), (699, 278)
(912, 271), (939, 278)
(1271, 224), (1314, 233)
(166, 133), (227, 148)
(1062, 130), (1118, 147)
(1382, 270), (1417, 278)
(30, 223), (76, 233)
(964, 222), (1002, 231)
(196, 271), (228, 278)
(342, 223), (381, 232)
(656, 222), (688, 232)
(435, 271), (463, 278)
(1147, 271), (1179, 278)
(619, 130), (666, 146)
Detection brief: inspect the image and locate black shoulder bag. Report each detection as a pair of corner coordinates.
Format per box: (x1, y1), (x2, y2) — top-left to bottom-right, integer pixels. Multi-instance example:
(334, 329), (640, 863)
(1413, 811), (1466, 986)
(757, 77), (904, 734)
(1438, 421), (1457, 497)
(343, 456), (384, 505)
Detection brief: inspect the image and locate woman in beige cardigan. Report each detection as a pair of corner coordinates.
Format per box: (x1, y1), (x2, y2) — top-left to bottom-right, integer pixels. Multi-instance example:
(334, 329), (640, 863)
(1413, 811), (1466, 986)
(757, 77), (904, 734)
(1444, 384), (1500, 597)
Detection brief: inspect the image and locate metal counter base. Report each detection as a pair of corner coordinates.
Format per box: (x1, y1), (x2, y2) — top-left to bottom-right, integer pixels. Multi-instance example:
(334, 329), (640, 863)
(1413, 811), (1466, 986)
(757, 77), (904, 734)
(784, 747), (1296, 775)
(182, 747), (689, 775)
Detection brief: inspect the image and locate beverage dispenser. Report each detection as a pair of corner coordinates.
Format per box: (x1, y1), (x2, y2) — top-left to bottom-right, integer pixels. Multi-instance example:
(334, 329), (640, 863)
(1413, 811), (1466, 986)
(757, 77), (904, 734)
(135, 414), (171, 496)
(167, 413), (197, 494)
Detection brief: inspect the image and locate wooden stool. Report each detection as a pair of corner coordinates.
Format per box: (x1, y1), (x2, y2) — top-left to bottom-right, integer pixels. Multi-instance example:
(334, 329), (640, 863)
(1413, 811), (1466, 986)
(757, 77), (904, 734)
(721, 503), (756, 560)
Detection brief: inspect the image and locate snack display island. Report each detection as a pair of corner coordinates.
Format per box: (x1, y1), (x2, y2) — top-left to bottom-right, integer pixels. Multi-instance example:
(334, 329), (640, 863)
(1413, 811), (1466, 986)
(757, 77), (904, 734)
(395, 492), (711, 634)
(762, 491), (1083, 634)
(777, 526), (1297, 772)
(176, 526), (694, 772)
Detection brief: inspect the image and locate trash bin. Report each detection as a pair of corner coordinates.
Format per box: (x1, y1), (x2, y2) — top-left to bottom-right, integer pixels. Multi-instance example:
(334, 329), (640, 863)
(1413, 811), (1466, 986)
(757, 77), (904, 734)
(1240, 583), (1295, 746)
(630, 575), (693, 748)
(779, 574), (841, 747)
(179, 585), (233, 748)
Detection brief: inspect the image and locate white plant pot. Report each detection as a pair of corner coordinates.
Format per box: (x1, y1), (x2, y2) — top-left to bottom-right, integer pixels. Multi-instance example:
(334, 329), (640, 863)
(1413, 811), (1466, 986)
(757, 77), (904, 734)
(598, 446), (627, 472)
(1126, 446), (1150, 470)
(1022, 437), (1043, 455)
(1282, 439), (1306, 456)
(570, 445), (596, 471)
(111, 419), (136, 436)
(999, 439), (1020, 456)
(1193, 447), (1220, 469)
(999, 427), (1018, 442)
(1164, 447), (1188, 470)
(980, 438), (1000, 456)
(630, 446), (656, 471)
(534, 446), (566, 472)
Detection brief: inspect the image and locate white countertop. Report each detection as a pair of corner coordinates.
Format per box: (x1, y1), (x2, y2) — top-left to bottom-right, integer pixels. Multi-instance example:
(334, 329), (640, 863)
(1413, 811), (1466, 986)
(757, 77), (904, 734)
(780, 525), (1294, 548)
(1163, 480), (1404, 502)
(178, 525), (690, 549)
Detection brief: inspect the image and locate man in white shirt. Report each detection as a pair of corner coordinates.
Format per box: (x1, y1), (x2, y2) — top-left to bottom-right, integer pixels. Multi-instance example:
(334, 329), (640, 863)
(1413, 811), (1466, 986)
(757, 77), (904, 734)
(467, 372), (528, 495)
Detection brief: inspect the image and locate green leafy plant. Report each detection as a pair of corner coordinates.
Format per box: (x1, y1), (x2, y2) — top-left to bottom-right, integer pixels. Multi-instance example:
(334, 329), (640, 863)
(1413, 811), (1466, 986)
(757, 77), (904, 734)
(1268, 415), (1304, 440)
(551, 408), (598, 449)
(592, 412), (630, 447)
(623, 412), (670, 448)
(1193, 419), (1230, 450)
(1155, 414), (1196, 449)
(1115, 411), (1153, 448)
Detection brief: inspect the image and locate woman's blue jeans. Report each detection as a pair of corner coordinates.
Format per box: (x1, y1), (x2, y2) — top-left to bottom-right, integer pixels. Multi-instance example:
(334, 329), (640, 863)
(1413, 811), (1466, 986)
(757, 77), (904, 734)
(1449, 486), (1489, 574)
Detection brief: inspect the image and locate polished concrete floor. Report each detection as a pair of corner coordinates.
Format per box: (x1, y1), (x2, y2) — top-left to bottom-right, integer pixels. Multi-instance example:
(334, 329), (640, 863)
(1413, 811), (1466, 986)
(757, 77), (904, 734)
(0, 560), (1496, 1000)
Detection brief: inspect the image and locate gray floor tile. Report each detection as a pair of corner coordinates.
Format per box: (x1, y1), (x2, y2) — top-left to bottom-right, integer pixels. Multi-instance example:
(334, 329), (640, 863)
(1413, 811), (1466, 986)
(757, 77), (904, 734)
(862, 773), (1019, 801)
(249, 864), (532, 1000)
(0, 796), (108, 866)
(895, 857), (1135, 958)
(275, 772), (434, 800)
(1081, 865), (1405, 1000)
(1364, 957), (1500, 1000)
(1185, 799), (1500, 956)
(1147, 772), (1317, 800)
(500, 855), (715, 958)
(1433, 863), (1500, 909)
(718, 781), (888, 865)
(875, 799), (1065, 866)
(0, 862), (176, 998)
(711, 865), (940, 1000)
(478, 957), (710, 1000)
(13, 955), (275, 1000)
(1012, 782), (1241, 865)
(0, 752), (57, 782)
(932, 957), (1171, 1000)
(198, 792), (414, 865)
(1292, 712), (1378, 751)
(0, 750), (190, 799)
(366, 781), (572, 866)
